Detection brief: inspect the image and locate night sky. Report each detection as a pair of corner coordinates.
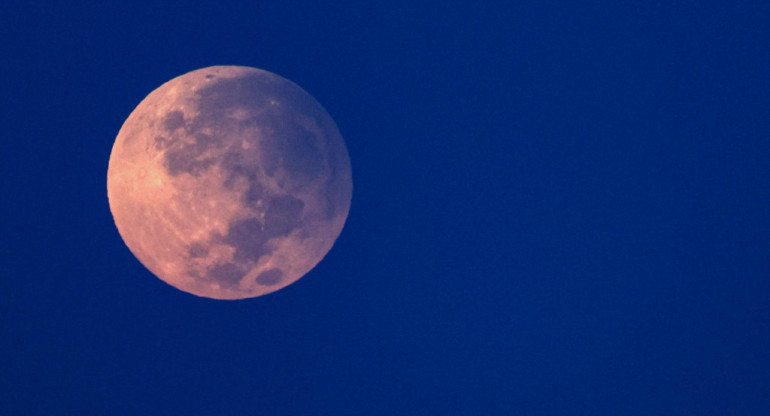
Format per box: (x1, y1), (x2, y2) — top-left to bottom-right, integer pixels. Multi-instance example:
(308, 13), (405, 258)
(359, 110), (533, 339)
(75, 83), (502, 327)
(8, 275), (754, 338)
(2, 1), (769, 414)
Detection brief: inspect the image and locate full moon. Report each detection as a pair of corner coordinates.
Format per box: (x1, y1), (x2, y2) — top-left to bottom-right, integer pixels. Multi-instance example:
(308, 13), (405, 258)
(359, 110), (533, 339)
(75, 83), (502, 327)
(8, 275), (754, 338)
(107, 66), (352, 300)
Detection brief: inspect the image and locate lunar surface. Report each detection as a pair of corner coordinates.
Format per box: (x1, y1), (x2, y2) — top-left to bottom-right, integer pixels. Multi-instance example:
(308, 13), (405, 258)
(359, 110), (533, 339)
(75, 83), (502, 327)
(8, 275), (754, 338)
(107, 66), (352, 299)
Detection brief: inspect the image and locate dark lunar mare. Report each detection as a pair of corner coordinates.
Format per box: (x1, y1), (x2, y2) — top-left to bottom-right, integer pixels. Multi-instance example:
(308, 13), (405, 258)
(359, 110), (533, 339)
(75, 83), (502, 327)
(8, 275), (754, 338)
(187, 242), (208, 258)
(163, 110), (185, 131)
(256, 268), (284, 286)
(207, 262), (244, 289)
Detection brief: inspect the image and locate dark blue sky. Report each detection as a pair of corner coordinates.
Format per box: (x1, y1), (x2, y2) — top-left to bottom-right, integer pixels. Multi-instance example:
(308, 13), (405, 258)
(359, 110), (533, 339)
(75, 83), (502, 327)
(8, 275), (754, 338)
(2, 1), (769, 414)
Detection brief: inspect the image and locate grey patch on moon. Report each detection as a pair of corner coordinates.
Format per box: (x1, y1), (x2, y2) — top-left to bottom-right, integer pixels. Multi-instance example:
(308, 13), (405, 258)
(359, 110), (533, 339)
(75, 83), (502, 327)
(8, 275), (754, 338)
(163, 110), (186, 131)
(220, 218), (271, 263)
(221, 150), (259, 182)
(164, 149), (215, 176)
(258, 119), (324, 183)
(243, 182), (265, 206)
(218, 150), (268, 208)
(187, 242), (208, 258)
(192, 133), (216, 154)
(263, 195), (304, 237)
(154, 136), (168, 150)
(256, 268), (284, 286)
(207, 262), (244, 288)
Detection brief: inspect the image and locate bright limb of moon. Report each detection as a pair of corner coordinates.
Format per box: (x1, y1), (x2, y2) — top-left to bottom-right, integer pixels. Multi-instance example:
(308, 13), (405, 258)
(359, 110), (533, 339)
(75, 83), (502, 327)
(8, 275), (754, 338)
(107, 66), (352, 300)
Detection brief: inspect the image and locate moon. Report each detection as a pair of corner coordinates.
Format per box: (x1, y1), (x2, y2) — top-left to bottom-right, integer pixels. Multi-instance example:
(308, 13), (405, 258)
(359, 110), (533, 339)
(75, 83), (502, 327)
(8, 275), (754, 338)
(107, 66), (352, 300)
